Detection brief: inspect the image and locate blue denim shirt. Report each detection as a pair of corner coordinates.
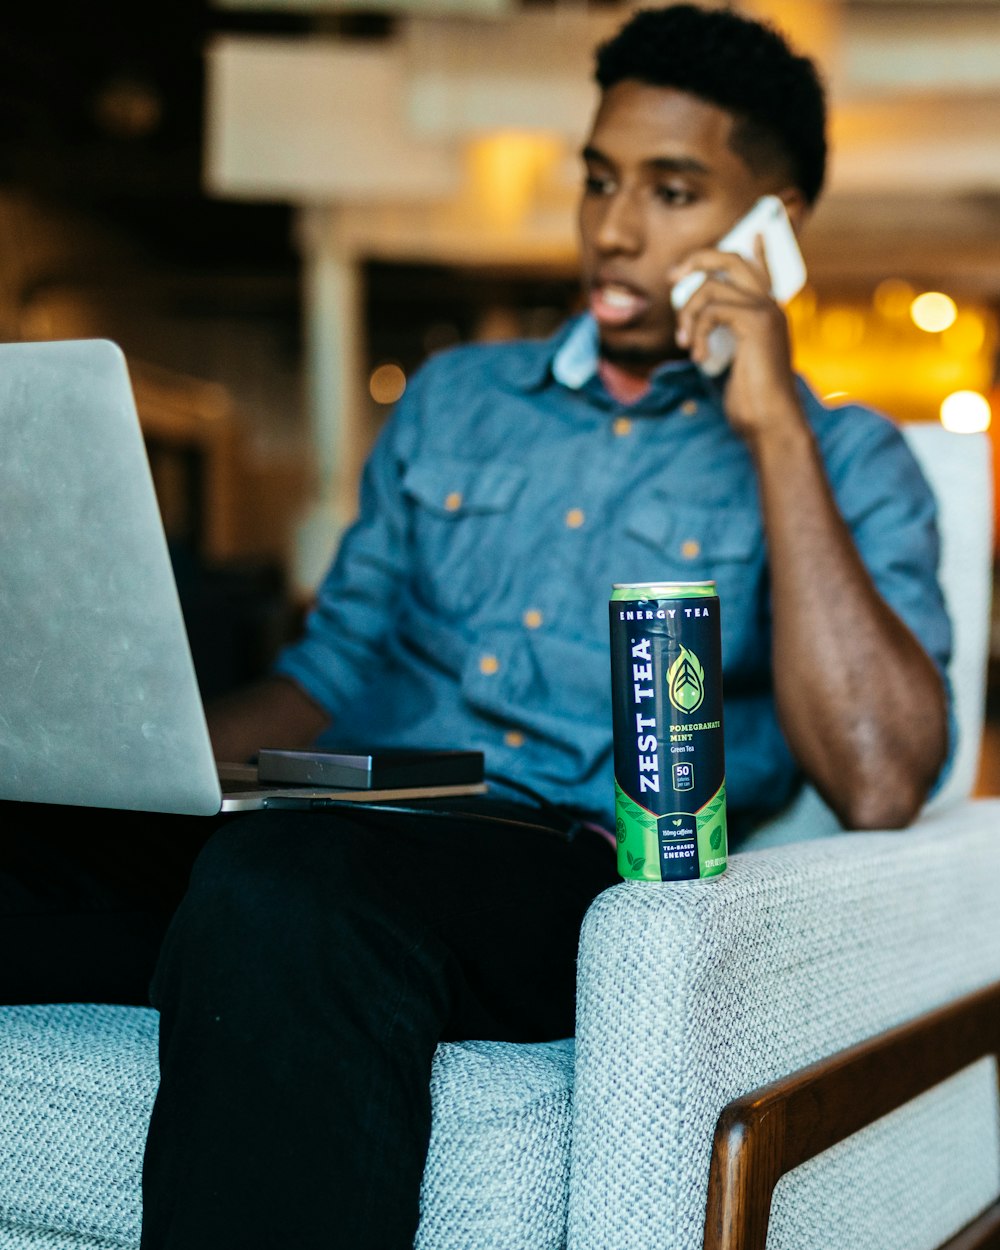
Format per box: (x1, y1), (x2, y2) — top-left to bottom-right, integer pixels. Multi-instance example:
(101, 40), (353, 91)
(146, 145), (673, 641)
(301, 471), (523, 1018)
(275, 315), (953, 833)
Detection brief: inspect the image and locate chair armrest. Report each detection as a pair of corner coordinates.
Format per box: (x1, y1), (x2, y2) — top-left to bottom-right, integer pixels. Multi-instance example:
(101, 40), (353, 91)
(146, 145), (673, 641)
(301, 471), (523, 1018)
(704, 980), (1000, 1250)
(568, 799), (1000, 1250)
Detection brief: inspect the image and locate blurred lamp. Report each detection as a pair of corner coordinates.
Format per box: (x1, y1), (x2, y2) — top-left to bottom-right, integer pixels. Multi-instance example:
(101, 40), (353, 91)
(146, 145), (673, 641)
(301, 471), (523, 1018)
(873, 278), (915, 320)
(911, 292), (958, 333)
(940, 390), (991, 434)
(369, 363), (407, 406)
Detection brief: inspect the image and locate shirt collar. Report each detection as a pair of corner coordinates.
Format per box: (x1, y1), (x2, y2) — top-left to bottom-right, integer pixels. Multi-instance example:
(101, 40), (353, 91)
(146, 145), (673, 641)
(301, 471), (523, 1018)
(511, 313), (828, 423)
(549, 313), (715, 409)
(551, 315), (601, 389)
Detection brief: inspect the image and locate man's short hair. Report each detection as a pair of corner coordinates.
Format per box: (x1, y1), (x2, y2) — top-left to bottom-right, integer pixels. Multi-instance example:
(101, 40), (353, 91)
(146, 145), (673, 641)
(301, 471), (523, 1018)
(594, 3), (827, 207)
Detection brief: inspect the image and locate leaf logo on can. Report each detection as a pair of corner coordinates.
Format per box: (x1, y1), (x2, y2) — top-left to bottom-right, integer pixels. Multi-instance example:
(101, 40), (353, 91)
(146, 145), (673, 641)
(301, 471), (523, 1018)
(667, 645), (705, 714)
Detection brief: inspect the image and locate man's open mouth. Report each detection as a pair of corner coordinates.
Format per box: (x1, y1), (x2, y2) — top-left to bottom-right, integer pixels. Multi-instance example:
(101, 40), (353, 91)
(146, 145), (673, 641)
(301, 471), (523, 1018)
(589, 281), (652, 328)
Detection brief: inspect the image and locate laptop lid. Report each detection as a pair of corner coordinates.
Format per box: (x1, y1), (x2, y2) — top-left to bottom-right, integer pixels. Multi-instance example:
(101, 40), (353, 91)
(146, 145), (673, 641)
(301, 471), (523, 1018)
(0, 337), (225, 815)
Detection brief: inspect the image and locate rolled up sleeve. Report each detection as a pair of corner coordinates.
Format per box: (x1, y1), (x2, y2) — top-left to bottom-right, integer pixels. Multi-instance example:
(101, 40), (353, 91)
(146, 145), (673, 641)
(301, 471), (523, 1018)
(273, 376), (423, 719)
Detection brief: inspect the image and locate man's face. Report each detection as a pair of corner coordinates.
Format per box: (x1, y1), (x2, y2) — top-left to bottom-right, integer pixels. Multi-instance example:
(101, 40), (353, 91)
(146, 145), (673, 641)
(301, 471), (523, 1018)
(578, 80), (792, 370)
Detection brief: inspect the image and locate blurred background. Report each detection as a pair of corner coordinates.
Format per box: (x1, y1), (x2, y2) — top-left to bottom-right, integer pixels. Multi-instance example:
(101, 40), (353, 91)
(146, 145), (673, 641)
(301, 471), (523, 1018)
(3, 0), (1000, 782)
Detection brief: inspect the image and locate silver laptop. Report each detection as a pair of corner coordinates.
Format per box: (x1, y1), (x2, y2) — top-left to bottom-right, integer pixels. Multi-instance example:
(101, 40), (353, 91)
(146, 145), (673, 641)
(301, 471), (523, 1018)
(0, 338), (484, 815)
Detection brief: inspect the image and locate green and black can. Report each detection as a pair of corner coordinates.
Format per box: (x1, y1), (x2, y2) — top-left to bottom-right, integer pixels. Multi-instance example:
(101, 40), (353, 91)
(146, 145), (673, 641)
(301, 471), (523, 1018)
(609, 582), (727, 882)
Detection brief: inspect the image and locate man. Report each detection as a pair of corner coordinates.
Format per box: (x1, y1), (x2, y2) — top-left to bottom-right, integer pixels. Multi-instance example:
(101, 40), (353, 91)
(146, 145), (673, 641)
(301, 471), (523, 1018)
(137, 4), (952, 1247)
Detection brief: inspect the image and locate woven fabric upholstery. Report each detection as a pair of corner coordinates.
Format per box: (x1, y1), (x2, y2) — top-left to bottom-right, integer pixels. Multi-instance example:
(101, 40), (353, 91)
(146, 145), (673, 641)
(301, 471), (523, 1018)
(0, 1003), (158, 1249)
(569, 802), (1000, 1250)
(0, 1004), (573, 1250)
(0, 1227), (126, 1249)
(418, 1038), (574, 1250)
(767, 1055), (1000, 1250)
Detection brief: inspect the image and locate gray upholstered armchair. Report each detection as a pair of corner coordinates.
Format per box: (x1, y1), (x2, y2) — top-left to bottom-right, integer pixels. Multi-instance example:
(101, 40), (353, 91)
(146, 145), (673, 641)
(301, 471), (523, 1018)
(0, 422), (996, 1250)
(566, 421), (1000, 1250)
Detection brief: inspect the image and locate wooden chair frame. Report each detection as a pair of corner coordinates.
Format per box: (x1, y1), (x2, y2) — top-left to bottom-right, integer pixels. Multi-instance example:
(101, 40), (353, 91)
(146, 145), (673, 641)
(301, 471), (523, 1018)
(703, 980), (1000, 1250)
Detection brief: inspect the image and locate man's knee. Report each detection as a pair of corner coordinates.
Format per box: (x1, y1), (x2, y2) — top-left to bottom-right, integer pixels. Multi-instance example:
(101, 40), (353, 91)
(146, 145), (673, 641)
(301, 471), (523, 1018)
(183, 810), (360, 916)
(151, 810), (434, 1007)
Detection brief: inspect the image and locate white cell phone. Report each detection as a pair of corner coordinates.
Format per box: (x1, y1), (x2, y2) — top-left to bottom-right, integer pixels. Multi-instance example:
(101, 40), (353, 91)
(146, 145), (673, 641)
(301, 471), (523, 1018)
(670, 195), (806, 377)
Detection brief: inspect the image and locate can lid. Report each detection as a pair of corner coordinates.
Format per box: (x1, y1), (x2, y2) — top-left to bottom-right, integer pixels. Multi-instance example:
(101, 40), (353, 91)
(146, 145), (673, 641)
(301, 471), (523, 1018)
(612, 581), (715, 589)
(611, 580), (717, 601)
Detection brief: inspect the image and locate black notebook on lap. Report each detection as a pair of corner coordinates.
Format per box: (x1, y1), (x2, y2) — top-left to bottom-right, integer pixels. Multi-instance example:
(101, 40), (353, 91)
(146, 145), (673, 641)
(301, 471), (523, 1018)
(0, 338), (487, 817)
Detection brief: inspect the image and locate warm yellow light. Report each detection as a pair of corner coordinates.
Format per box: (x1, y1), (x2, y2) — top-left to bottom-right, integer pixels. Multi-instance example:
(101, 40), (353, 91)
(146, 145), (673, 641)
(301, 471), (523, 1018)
(911, 292), (958, 333)
(939, 390), (991, 433)
(786, 285), (817, 326)
(874, 278), (915, 320)
(823, 391), (850, 404)
(369, 363), (407, 406)
(819, 307), (865, 351)
(467, 132), (562, 228)
(942, 310), (987, 357)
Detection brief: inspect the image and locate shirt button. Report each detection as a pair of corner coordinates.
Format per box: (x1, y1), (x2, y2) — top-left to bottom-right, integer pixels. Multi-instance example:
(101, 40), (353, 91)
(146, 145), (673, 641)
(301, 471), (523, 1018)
(680, 538), (701, 559)
(565, 508), (586, 529)
(444, 491), (463, 511)
(479, 654), (500, 675)
(612, 417), (632, 437)
(523, 609), (543, 629)
(504, 731), (525, 748)
(681, 400), (699, 416)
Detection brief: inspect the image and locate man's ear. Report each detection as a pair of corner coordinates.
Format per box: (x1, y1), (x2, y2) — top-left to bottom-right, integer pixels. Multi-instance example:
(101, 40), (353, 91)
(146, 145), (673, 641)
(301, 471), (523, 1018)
(776, 187), (809, 234)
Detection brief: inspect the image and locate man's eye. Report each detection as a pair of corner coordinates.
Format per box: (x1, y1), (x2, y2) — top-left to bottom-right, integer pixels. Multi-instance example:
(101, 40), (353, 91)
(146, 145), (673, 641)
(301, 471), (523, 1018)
(656, 185), (695, 207)
(584, 173), (614, 196)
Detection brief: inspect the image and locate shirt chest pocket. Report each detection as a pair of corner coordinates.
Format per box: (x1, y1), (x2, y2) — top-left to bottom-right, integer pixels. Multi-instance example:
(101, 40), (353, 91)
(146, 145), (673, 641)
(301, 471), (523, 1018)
(623, 500), (765, 670)
(402, 457), (527, 614)
(624, 497), (764, 592)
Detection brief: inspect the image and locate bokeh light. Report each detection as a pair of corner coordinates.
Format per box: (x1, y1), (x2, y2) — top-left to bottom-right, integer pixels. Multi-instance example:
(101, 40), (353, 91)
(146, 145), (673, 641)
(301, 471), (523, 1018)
(369, 363), (407, 406)
(942, 310), (987, 357)
(819, 307), (865, 351)
(911, 292), (958, 333)
(873, 278), (916, 321)
(940, 390), (991, 434)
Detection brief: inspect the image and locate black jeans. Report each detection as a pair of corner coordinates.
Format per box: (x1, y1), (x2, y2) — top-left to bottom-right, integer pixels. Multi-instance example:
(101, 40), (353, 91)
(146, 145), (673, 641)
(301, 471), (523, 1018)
(139, 799), (619, 1249)
(0, 802), (216, 1004)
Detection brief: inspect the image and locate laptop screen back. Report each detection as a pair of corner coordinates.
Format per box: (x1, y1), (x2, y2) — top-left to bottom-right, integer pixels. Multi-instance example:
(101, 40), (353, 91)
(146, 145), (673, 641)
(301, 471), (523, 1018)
(0, 338), (224, 815)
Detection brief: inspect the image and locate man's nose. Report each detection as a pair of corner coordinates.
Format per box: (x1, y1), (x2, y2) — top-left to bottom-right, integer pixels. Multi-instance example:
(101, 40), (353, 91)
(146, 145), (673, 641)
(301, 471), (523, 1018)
(595, 189), (645, 254)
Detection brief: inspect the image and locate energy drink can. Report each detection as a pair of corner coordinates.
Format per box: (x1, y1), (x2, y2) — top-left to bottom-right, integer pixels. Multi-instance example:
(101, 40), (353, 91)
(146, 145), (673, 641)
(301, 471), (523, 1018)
(609, 582), (727, 882)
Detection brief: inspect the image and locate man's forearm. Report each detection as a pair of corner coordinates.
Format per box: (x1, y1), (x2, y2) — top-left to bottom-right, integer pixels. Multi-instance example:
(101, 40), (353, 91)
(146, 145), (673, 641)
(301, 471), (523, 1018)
(206, 676), (331, 764)
(749, 413), (948, 829)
